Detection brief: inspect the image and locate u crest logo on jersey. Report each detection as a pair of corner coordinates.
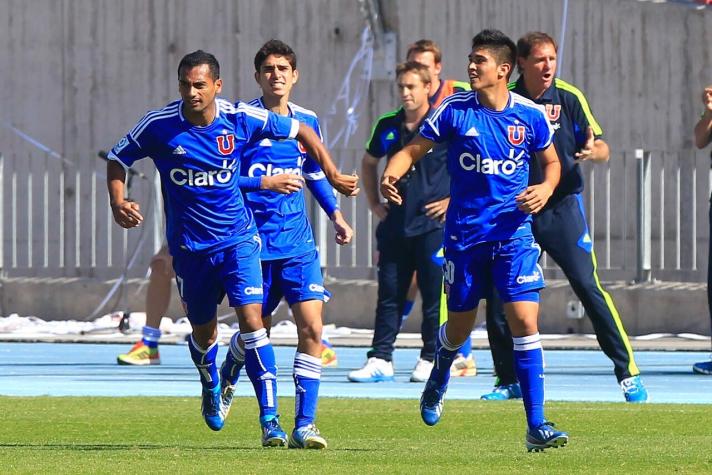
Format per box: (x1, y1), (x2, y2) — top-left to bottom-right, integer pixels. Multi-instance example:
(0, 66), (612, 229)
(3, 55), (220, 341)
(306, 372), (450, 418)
(545, 104), (561, 122)
(507, 125), (526, 146)
(216, 134), (235, 155)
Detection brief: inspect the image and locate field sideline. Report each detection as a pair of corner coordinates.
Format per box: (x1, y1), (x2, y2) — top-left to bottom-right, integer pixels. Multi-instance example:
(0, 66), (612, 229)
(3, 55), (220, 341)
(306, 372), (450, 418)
(1, 397), (711, 473)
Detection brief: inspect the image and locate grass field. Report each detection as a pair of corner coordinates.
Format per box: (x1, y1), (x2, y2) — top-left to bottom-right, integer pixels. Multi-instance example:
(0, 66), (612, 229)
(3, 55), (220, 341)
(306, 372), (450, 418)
(1, 396), (711, 474)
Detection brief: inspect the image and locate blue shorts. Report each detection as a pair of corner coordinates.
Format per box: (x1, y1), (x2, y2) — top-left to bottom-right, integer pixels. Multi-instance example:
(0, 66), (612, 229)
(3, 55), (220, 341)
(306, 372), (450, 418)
(172, 235), (264, 325)
(261, 249), (327, 317)
(443, 235), (544, 312)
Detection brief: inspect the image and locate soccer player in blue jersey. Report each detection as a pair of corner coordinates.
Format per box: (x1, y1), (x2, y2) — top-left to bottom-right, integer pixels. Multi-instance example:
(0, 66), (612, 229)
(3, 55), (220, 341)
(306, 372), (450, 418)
(218, 39), (353, 449)
(481, 32), (648, 403)
(381, 30), (569, 451)
(106, 50), (358, 443)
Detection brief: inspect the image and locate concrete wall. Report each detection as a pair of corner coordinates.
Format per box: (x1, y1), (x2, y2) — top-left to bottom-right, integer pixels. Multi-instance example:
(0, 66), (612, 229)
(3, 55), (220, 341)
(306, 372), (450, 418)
(1, 276), (707, 336)
(1, 1), (711, 326)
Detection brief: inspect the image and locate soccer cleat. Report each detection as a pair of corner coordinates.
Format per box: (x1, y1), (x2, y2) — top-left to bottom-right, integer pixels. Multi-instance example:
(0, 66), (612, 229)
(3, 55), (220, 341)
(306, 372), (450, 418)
(410, 358), (434, 383)
(288, 424), (328, 449)
(220, 379), (236, 420)
(480, 383), (523, 401)
(526, 421), (569, 452)
(420, 378), (447, 426)
(450, 354), (477, 377)
(347, 357), (395, 383)
(621, 375), (649, 403)
(320, 340), (338, 368)
(116, 341), (160, 366)
(201, 385), (225, 431)
(261, 416), (288, 447)
(692, 359), (712, 375)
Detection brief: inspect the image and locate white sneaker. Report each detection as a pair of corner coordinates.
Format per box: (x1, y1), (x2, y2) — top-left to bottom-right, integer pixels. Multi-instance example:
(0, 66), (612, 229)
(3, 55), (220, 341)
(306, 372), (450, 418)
(347, 357), (395, 383)
(410, 358), (434, 383)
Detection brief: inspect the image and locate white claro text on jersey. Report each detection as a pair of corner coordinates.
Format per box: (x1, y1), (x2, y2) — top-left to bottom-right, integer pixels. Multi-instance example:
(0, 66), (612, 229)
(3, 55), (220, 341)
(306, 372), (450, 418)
(169, 159), (236, 186)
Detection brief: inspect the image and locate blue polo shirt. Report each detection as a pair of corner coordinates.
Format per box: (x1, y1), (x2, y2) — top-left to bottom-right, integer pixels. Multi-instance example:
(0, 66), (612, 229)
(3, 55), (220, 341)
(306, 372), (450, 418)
(510, 77), (603, 207)
(366, 107), (450, 238)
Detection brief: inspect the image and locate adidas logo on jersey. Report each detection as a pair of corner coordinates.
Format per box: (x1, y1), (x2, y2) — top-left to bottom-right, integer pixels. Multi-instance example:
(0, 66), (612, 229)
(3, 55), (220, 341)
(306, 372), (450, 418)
(459, 152), (518, 175)
(259, 138), (272, 147)
(172, 145), (187, 155)
(465, 127), (479, 137)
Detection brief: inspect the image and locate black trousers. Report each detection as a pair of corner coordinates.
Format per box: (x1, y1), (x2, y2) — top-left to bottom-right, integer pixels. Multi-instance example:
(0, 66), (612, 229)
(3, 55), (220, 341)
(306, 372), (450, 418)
(368, 228), (443, 362)
(486, 194), (640, 384)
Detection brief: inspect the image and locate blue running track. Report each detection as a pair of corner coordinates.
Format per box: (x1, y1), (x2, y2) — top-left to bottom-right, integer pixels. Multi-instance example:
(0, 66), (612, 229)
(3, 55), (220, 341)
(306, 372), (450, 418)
(0, 343), (710, 404)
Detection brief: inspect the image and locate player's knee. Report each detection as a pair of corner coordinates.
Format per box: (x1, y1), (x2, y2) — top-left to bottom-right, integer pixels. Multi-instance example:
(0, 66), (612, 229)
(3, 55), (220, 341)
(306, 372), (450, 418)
(149, 259), (173, 281)
(298, 321), (322, 346)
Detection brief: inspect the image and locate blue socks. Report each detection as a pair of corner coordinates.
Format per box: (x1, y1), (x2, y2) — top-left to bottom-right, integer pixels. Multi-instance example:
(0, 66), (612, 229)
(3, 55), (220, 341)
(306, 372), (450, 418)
(220, 331), (245, 386)
(293, 352), (322, 428)
(513, 333), (545, 429)
(188, 335), (219, 390)
(242, 328), (278, 420)
(429, 324), (459, 386)
(142, 325), (161, 348)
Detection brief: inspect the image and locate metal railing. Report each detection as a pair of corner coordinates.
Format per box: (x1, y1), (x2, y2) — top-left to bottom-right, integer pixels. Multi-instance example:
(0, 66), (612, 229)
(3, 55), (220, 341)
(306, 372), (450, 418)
(1, 148), (710, 283)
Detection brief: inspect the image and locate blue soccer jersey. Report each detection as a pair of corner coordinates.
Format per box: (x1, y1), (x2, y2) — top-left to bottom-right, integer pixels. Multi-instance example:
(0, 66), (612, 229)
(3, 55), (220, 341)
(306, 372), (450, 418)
(419, 91), (554, 251)
(108, 98), (299, 256)
(240, 98), (337, 260)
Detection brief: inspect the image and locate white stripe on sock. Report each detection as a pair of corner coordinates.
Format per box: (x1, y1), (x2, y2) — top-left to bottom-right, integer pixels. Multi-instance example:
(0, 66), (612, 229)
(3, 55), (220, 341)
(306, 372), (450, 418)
(294, 352), (322, 380)
(438, 324), (460, 352)
(513, 333), (542, 352)
(242, 328), (269, 349)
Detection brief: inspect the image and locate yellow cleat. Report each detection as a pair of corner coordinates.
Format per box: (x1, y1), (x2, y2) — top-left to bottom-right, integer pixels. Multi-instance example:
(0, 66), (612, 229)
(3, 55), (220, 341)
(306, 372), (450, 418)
(450, 354), (476, 377)
(117, 341), (161, 366)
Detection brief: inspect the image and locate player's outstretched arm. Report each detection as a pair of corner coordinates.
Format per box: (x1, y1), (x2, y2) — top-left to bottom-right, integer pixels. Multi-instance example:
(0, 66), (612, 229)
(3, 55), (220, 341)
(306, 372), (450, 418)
(302, 168), (353, 245)
(107, 160), (143, 228)
(694, 85), (712, 149)
(516, 143), (561, 214)
(575, 127), (610, 162)
(295, 122), (359, 197)
(380, 135), (434, 205)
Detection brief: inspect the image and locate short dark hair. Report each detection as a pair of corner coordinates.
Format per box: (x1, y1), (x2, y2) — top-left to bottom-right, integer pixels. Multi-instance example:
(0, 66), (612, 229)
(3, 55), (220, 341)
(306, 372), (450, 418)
(516, 32), (557, 73)
(471, 29), (517, 79)
(406, 39), (442, 64)
(177, 50), (220, 80)
(395, 61), (431, 84)
(254, 39), (297, 72)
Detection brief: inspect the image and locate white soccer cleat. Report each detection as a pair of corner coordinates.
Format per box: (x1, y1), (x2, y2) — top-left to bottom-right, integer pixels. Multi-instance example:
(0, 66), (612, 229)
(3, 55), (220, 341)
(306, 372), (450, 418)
(347, 357), (395, 382)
